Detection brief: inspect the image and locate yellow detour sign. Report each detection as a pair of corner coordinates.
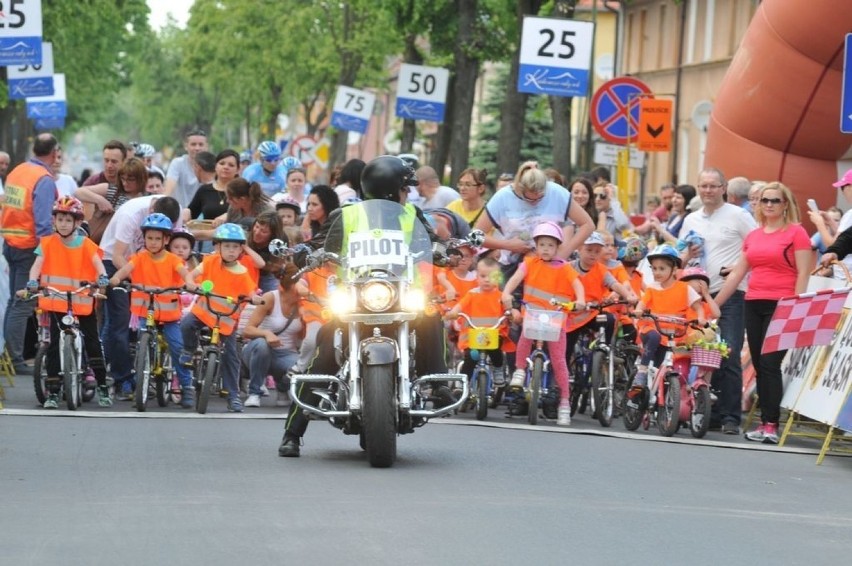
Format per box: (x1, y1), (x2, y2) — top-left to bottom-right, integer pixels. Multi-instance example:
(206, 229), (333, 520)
(637, 98), (672, 152)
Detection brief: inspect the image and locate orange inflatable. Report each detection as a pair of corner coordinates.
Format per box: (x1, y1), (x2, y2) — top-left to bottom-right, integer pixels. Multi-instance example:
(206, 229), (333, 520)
(704, 0), (852, 213)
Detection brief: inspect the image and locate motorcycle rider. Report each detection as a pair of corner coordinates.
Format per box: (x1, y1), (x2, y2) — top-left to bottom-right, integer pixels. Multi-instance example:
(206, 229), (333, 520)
(278, 155), (451, 457)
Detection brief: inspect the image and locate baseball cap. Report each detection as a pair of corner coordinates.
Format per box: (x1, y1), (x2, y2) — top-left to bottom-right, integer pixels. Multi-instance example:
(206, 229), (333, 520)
(832, 169), (852, 188)
(584, 232), (606, 246)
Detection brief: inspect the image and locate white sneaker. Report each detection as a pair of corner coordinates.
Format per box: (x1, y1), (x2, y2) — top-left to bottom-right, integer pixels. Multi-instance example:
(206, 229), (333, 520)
(260, 385), (269, 397)
(509, 369), (526, 389)
(244, 394), (261, 408)
(557, 405), (572, 426)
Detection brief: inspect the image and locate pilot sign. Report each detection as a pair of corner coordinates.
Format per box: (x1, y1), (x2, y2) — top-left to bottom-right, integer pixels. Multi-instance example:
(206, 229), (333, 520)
(348, 230), (408, 268)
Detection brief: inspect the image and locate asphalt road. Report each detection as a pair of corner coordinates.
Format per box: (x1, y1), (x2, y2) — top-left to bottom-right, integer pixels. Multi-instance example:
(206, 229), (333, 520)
(2, 374), (852, 566)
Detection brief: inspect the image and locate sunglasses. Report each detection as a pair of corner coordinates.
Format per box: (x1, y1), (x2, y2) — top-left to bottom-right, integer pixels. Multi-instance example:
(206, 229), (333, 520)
(760, 197), (783, 205)
(594, 193), (608, 200)
(262, 156), (282, 163)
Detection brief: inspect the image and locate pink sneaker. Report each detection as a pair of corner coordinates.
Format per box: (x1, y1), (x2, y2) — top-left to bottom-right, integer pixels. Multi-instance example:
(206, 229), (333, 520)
(744, 424), (766, 442)
(762, 422), (779, 445)
(266, 375), (276, 389)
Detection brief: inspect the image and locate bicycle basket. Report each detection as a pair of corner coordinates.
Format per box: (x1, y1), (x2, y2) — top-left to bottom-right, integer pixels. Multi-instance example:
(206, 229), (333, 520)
(691, 345), (723, 369)
(522, 305), (565, 342)
(468, 327), (499, 350)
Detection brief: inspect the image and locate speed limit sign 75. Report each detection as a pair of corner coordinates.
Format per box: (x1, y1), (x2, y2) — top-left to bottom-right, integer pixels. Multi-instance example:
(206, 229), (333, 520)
(517, 16), (594, 98)
(395, 63), (450, 123)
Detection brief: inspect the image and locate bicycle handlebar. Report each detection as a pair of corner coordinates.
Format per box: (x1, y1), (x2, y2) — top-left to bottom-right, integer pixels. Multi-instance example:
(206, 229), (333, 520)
(453, 311), (512, 329)
(631, 311), (710, 339)
(112, 283), (187, 295)
(20, 283), (105, 301)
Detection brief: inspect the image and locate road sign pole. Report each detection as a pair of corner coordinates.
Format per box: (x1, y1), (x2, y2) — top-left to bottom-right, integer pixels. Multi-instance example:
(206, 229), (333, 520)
(617, 149), (629, 213)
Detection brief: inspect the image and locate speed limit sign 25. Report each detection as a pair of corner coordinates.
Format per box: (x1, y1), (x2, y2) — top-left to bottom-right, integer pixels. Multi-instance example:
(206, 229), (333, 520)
(517, 16), (594, 98)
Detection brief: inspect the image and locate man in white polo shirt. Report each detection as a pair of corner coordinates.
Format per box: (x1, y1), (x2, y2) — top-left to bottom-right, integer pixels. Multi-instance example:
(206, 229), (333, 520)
(100, 195), (182, 398)
(681, 167), (756, 435)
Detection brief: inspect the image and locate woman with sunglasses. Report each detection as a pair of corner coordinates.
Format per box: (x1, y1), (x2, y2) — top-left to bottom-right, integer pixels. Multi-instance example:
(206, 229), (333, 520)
(648, 184), (697, 244)
(591, 181), (632, 243)
(714, 182), (811, 445)
(474, 161), (594, 273)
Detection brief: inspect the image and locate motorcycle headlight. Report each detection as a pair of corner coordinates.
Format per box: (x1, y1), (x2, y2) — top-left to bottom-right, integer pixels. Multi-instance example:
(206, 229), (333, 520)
(360, 280), (396, 312)
(402, 288), (426, 312)
(329, 288), (354, 314)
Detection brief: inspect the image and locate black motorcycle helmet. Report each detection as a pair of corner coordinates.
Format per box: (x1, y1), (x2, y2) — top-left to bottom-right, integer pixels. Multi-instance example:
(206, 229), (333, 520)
(361, 155), (418, 203)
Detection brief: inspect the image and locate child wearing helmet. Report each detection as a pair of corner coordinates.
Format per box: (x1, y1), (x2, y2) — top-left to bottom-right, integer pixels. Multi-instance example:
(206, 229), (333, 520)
(109, 213), (197, 407)
(274, 196), (302, 228)
(180, 222), (263, 412)
(168, 229), (199, 271)
(627, 244), (706, 407)
(679, 267), (720, 320)
(501, 221), (586, 425)
(616, 235), (648, 340)
(26, 197), (112, 409)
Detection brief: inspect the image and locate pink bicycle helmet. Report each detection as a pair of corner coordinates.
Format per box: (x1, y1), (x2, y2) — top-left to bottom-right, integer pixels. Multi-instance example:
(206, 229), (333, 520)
(679, 266), (710, 284)
(531, 221), (563, 243)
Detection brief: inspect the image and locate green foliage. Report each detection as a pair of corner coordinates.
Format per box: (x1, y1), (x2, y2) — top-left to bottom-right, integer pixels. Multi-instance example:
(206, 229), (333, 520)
(468, 64), (554, 177)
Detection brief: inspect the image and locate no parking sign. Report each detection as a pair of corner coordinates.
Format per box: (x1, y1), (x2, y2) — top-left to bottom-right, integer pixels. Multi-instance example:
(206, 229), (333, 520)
(591, 77), (652, 145)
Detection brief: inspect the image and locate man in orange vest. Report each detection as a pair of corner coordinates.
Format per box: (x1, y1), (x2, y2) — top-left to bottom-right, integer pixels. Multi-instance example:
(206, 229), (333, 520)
(1, 133), (59, 374)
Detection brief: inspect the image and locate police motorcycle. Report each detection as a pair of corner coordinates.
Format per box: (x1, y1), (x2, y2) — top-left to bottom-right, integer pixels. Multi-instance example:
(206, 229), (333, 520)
(271, 200), (484, 467)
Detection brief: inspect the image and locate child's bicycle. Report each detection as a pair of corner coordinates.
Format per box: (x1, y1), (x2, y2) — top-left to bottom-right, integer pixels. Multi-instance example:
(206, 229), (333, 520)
(114, 284), (184, 412)
(188, 286), (258, 414)
(625, 312), (712, 437)
(555, 299), (631, 427)
(507, 303), (575, 425)
(20, 284), (104, 410)
(452, 311), (511, 420)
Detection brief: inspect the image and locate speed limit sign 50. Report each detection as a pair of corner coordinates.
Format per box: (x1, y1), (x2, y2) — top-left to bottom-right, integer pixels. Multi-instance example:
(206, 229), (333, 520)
(517, 16), (594, 98)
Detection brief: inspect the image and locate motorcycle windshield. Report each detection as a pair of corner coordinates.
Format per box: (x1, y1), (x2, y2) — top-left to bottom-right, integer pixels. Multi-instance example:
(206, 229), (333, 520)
(326, 200), (433, 283)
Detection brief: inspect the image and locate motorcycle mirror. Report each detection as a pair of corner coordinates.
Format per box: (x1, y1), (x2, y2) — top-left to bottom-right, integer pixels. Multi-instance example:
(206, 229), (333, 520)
(268, 239), (289, 257)
(467, 229), (485, 247)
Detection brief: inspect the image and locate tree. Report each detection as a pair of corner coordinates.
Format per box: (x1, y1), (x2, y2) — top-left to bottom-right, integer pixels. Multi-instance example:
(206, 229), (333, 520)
(469, 64), (554, 179)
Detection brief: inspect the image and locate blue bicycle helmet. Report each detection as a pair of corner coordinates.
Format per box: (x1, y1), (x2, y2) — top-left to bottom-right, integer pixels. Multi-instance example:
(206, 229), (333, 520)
(213, 223), (247, 243)
(646, 243), (682, 268)
(141, 213), (173, 234)
(282, 156), (302, 170)
(257, 141), (282, 160)
(239, 150), (253, 163)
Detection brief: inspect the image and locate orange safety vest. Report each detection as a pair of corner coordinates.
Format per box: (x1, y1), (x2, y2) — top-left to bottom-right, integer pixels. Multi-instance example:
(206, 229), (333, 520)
(456, 287), (515, 352)
(300, 265), (335, 324)
(522, 256), (579, 309)
(238, 253), (260, 287)
(618, 269), (644, 328)
(638, 281), (695, 346)
(442, 268), (478, 310)
(1, 162), (52, 248)
(38, 235), (100, 316)
(191, 254), (256, 336)
(128, 251), (185, 322)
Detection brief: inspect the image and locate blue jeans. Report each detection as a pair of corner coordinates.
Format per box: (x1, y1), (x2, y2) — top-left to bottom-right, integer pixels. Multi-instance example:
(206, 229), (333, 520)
(711, 289), (745, 426)
(240, 337), (298, 395)
(180, 312), (240, 400)
(3, 243), (36, 366)
(102, 260), (132, 385)
(157, 321), (192, 389)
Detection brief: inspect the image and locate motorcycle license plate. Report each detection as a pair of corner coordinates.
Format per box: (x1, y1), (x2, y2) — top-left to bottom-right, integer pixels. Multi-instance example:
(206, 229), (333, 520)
(468, 328), (499, 350)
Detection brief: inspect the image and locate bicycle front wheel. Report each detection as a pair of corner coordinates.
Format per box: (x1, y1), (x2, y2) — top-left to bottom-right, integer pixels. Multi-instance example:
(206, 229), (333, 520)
(657, 374), (681, 437)
(591, 350), (613, 428)
(475, 368), (489, 421)
(134, 332), (152, 412)
(33, 343), (48, 405)
(155, 337), (171, 407)
(62, 334), (80, 411)
(528, 358), (542, 426)
(197, 351), (218, 414)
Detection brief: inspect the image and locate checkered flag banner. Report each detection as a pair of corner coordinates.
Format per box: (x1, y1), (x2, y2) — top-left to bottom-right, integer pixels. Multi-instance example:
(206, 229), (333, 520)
(762, 287), (851, 354)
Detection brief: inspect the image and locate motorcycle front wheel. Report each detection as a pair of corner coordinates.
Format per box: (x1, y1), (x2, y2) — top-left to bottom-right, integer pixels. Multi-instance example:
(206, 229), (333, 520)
(362, 364), (397, 468)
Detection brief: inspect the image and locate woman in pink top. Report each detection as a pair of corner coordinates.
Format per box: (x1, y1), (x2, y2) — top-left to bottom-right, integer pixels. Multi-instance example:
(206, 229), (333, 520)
(715, 182), (812, 444)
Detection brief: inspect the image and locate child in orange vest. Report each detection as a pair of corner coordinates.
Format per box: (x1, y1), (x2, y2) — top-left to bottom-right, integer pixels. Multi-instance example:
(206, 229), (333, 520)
(627, 244), (705, 408)
(109, 213), (196, 407)
(179, 223), (262, 412)
(501, 222), (585, 425)
(437, 242), (478, 308)
(25, 197), (111, 409)
(291, 261), (335, 377)
(443, 257), (515, 386)
(617, 236), (649, 343)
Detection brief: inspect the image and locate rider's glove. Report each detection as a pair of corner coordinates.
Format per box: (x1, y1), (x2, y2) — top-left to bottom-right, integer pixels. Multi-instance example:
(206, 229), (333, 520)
(97, 274), (109, 288)
(26, 279), (38, 292)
